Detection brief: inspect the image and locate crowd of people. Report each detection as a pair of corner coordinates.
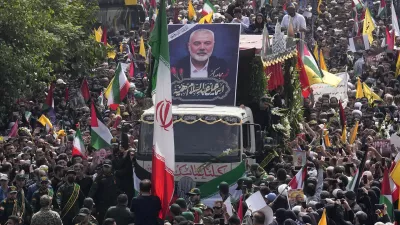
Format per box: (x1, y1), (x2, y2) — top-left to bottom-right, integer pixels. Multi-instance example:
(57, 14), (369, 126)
(2, 0), (400, 225)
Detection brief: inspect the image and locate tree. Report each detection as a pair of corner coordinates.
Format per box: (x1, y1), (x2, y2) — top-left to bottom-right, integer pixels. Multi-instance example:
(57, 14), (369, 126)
(0, 0), (107, 127)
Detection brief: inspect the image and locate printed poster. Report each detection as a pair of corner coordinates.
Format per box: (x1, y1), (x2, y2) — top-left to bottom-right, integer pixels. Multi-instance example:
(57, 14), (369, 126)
(168, 24), (241, 105)
(311, 72), (349, 107)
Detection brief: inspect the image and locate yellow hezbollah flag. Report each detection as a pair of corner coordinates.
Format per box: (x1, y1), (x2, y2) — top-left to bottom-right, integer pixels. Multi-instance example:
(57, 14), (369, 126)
(304, 67), (341, 86)
(139, 36), (146, 59)
(94, 27), (103, 43)
(199, 12), (213, 24)
(362, 82), (382, 104)
(341, 125), (347, 143)
(188, 0), (196, 21)
(313, 44), (327, 71)
(38, 115), (53, 132)
(318, 209), (327, 225)
(349, 121), (359, 144)
(317, 0), (322, 14)
(356, 78), (364, 99)
(119, 43), (124, 53)
(124, 0), (137, 5)
(363, 8), (375, 44)
(396, 53), (400, 78)
(106, 43), (116, 59)
(313, 43), (319, 61)
(390, 160), (400, 186)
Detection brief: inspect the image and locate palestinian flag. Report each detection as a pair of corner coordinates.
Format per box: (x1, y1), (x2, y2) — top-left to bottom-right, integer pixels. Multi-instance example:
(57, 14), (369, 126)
(200, 162), (246, 207)
(347, 140), (368, 191)
(288, 165), (307, 189)
(105, 63), (130, 110)
(133, 161), (151, 196)
(90, 102), (113, 150)
(201, 0), (217, 16)
(303, 44), (342, 87)
(352, 1), (360, 35)
(380, 168), (393, 218)
(378, 0), (386, 18)
(72, 129), (86, 158)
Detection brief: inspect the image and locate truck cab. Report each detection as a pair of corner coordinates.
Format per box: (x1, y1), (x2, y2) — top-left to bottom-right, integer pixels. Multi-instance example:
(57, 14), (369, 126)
(136, 104), (257, 185)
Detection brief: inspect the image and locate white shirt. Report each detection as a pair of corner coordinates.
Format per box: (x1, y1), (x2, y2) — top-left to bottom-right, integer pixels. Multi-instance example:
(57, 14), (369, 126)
(231, 16), (250, 33)
(281, 13), (306, 32)
(190, 58), (209, 78)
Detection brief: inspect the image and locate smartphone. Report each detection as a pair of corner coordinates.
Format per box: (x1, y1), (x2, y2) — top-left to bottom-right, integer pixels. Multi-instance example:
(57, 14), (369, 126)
(375, 204), (384, 210)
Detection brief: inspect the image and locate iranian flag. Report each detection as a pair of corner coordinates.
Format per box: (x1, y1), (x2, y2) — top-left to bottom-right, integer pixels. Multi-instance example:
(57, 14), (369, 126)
(288, 165), (307, 189)
(380, 168), (393, 218)
(72, 128), (86, 158)
(199, 162), (246, 207)
(378, 0), (386, 18)
(149, 0), (175, 219)
(201, 0), (217, 16)
(105, 63), (130, 110)
(90, 102), (113, 150)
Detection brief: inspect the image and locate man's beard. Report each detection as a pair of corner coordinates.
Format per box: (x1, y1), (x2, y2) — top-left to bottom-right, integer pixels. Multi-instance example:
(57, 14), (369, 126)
(189, 49), (212, 62)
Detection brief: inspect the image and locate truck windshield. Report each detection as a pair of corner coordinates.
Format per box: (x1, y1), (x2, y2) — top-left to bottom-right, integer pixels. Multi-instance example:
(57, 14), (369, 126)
(139, 121), (240, 158)
(97, 7), (143, 32)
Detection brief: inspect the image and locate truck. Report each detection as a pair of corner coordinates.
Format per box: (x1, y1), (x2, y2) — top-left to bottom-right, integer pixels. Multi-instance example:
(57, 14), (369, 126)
(136, 104), (263, 194)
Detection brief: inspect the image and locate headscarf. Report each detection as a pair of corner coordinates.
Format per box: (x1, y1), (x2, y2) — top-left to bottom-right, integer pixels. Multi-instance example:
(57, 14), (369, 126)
(254, 13), (265, 29)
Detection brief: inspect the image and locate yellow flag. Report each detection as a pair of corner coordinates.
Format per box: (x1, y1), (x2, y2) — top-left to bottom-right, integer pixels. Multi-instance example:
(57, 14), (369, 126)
(341, 125), (347, 143)
(362, 82), (382, 104)
(390, 161), (400, 186)
(363, 8), (375, 44)
(319, 51), (327, 71)
(106, 43), (116, 59)
(139, 37), (146, 59)
(396, 53), (400, 78)
(313, 43), (319, 61)
(349, 121), (359, 144)
(317, 0), (322, 14)
(124, 0), (137, 5)
(119, 43), (123, 53)
(324, 133), (331, 147)
(188, 0), (196, 21)
(116, 107), (121, 116)
(356, 78), (364, 99)
(318, 209), (327, 225)
(94, 27), (103, 43)
(304, 67), (341, 86)
(38, 115), (53, 131)
(199, 12), (213, 24)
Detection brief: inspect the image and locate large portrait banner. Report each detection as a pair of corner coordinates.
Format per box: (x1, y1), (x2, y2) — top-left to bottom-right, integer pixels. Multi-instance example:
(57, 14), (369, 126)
(168, 24), (241, 105)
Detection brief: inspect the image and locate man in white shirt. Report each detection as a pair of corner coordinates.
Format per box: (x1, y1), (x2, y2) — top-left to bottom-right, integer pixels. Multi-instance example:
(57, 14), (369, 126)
(280, 3), (306, 33)
(231, 7), (250, 34)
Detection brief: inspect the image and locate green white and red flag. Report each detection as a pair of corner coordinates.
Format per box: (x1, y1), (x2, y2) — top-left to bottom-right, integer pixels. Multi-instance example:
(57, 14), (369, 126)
(149, 0), (175, 219)
(72, 128), (86, 158)
(201, 0), (217, 16)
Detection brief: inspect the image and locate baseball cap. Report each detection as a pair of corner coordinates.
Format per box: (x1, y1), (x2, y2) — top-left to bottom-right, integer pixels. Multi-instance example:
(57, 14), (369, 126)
(186, 188), (201, 195)
(15, 174), (27, 180)
(0, 174), (8, 181)
(103, 159), (112, 166)
(40, 176), (49, 183)
(78, 208), (90, 216)
(8, 186), (17, 193)
(265, 193), (276, 202)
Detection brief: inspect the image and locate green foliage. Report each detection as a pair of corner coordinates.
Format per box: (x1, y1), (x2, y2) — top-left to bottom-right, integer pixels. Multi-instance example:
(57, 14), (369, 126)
(249, 57), (267, 103)
(0, 0), (106, 126)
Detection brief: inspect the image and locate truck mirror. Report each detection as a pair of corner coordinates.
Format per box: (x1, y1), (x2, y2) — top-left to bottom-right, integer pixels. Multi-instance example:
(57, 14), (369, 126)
(255, 130), (264, 152)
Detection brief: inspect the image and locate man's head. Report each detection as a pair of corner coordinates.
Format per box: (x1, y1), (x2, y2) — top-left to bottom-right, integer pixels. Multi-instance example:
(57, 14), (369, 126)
(103, 218), (117, 225)
(8, 186), (18, 200)
(40, 195), (52, 208)
(252, 211), (265, 225)
(117, 194), (128, 206)
(66, 170), (76, 184)
(39, 176), (49, 189)
(187, 188), (201, 203)
(73, 163), (84, 177)
(6, 215), (20, 225)
(213, 201), (223, 215)
(188, 29), (215, 63)
(139, 179), (152, 194)
(15, 174), (26, 189)
(234, 7), (242, 19)
(286, 3), (296, 17)
(102, 160), (113, 174)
